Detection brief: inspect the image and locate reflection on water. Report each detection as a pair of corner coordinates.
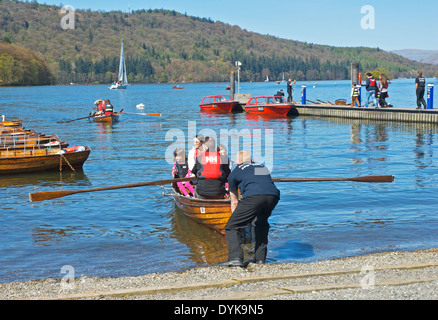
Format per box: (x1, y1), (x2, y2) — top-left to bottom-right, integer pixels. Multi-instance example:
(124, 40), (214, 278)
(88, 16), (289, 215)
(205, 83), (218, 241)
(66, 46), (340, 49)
(170, 206), (228, 265)
(0, 170), (90, 188)
(1, 81), (437, 283)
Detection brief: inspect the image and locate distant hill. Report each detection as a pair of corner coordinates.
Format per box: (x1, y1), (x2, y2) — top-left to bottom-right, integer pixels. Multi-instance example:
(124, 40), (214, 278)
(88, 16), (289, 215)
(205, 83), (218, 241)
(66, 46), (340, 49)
(392, 49), (438, 66)
(1, 0), (437, 85)
(0, 43), (54, 86)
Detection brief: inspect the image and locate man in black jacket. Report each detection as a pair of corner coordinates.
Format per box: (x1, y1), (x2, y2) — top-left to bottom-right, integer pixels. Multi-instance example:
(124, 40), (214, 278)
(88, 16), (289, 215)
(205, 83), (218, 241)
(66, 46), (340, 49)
(218, 150), (280, 267)
(415, 70), (427, 109)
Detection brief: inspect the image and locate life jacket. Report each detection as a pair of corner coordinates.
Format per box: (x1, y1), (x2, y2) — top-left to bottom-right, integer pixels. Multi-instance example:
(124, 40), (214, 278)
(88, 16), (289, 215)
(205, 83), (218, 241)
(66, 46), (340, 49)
(353, 86), (360, 96)
(175, 161), (189, 178)
(198, 151), (225, 180)
(105, 103), (114, 113)
(370, 78), (376, 87)
(64, 146), (85, 153)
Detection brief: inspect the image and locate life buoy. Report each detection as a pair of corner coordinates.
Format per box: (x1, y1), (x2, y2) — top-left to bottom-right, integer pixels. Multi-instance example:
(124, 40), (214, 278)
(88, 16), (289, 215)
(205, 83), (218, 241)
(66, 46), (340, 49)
(64, 146), (85, 153)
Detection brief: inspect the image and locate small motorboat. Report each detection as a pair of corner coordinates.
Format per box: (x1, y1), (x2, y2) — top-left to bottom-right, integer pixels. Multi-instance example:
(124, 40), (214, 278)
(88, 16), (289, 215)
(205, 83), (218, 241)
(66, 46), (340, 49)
(245, 96), (297, 116)
(199, 95), (243, 113)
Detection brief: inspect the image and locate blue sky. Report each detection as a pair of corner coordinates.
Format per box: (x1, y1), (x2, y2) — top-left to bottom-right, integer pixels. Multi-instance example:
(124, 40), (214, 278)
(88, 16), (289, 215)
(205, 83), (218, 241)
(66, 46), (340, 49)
(37, 0), (437, 51)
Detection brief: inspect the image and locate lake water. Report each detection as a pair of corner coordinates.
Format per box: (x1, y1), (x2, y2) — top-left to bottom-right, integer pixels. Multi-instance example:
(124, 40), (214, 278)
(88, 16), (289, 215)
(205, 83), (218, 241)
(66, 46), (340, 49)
(0, 79), (437, 283)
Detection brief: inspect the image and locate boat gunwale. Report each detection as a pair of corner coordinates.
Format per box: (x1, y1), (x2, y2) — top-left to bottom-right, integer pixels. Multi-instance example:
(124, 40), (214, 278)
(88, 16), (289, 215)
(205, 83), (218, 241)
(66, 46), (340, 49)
(0, 146), (91, 161)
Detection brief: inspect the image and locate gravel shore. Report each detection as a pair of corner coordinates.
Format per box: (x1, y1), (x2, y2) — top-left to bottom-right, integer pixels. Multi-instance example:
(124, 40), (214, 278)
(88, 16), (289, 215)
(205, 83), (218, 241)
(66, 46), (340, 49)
(1, 248), (437, 300)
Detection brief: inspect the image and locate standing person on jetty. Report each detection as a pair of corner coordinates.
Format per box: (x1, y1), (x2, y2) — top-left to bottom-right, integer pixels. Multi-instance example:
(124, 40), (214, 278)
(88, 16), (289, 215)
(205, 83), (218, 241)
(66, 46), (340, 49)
(415, 70), (427, 109)
(218, 150), (280, 267)
(365, 73), (378, 107)
(377, 74), (389, 108)
(351, 82), (361, 107)
(287, 78), (296, 102)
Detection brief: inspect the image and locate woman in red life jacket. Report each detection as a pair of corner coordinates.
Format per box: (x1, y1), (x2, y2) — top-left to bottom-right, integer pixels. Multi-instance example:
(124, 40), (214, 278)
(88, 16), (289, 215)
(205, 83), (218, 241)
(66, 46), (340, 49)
(172, 148), (195, 197)
(98, 100), (106, 113)
(104, 99), (114, 116)
(191, 137), (231, 199)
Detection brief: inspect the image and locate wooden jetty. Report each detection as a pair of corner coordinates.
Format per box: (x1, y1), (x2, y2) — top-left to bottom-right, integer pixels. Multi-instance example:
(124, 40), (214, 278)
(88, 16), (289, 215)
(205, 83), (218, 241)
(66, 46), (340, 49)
(292, 104), (438, 124)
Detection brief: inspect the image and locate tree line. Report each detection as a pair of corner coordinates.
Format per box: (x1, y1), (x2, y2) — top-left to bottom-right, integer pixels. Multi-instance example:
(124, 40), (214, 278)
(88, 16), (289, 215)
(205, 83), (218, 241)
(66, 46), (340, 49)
(58, 55), (154, 84)
(0, 0), (437, 86)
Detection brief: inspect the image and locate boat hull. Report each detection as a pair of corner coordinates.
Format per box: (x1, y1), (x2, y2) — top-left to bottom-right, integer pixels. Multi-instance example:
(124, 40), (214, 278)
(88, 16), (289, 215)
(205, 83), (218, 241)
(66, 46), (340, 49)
(245, 104), (296, 116)
(93, 114), (120, 124)
(109, 84), (128, 90)
(172, 190), (231, 235)
(200, 101), (242, 112)
(0, 147), (91, 175)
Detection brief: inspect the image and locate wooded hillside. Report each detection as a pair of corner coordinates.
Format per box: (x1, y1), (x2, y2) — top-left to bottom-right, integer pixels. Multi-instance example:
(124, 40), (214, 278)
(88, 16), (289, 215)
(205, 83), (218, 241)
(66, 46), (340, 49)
(1, 0), (437, 85)
(0, 42), (54, 85)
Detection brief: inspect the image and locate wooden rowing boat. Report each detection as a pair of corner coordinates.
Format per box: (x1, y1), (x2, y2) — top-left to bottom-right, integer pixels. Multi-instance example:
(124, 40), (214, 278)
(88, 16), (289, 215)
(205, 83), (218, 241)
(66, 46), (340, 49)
(171, 187), (231, 235)
(0, 146), (91, 175)
(93, 113), (120, 124)
(0, 140), (68, 151)
(0, 135), (60, 146)
(0, 120), (23, 128)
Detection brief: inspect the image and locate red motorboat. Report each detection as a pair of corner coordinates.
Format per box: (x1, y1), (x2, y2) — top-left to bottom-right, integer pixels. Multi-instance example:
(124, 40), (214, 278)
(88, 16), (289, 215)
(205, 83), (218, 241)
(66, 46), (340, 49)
(245, 96), (296, 116)
(199, 95), (243, 112)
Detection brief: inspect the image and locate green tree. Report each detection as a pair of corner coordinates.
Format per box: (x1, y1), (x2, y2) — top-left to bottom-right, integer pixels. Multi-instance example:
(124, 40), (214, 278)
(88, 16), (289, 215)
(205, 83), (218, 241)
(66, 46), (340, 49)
(0, 53), (14, 84)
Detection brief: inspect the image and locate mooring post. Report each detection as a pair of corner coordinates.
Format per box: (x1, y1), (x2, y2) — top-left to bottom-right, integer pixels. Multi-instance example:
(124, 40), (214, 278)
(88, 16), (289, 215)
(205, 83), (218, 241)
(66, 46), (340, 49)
(427, 84), (434, 109)
(230, 71), (235, 100)
(301, 85), (307, 104)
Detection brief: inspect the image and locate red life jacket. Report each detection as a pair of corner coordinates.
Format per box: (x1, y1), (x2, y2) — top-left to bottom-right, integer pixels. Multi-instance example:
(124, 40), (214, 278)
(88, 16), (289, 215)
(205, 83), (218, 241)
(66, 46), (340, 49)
(370, 78), (376, 87)
(199, 151), (224, 180)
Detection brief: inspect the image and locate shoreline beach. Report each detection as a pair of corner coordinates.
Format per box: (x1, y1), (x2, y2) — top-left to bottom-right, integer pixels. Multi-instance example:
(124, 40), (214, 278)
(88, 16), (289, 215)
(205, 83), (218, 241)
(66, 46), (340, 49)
(1, 248), (437, 300)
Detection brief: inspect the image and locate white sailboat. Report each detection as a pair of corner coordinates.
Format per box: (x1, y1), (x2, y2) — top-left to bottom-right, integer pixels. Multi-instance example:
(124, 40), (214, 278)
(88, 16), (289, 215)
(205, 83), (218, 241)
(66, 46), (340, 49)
(109, 40), (129, 90)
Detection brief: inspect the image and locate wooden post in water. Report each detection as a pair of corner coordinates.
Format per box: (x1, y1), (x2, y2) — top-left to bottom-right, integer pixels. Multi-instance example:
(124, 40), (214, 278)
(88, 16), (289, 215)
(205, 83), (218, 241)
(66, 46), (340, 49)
(351, 63), (361, 105)
(351, 63), (360, 86)
(230, 70), (235, 100)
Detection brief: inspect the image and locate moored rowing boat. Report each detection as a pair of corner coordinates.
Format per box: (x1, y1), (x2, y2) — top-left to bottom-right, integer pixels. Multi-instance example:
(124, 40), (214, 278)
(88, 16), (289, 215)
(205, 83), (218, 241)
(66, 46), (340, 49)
(0, 146), (91, 175)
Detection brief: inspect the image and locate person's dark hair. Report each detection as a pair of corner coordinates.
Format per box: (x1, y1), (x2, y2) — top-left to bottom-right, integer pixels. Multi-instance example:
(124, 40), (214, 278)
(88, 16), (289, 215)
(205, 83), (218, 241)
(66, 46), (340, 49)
(204, 137), (216, 151)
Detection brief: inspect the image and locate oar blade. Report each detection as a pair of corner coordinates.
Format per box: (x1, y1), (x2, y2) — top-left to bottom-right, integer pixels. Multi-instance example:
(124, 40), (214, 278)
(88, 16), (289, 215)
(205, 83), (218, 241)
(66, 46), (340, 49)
(349, 175), (394, 183)
(29, 190), (79, 202)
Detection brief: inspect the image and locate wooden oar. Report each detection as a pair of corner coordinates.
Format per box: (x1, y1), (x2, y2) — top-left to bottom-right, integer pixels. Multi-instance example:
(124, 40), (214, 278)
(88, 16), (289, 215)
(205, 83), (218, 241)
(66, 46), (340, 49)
(29, 175), (393, 202)
(29, 177), (198, 202)
(118, 112), (161, 117)
(57, 115), (92, 123)
(272, 175), (394, 183)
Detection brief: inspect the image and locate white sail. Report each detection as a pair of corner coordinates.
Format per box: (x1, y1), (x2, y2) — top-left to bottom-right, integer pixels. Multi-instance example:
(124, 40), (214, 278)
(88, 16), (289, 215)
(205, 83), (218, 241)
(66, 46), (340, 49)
(109, 40), (128, 89)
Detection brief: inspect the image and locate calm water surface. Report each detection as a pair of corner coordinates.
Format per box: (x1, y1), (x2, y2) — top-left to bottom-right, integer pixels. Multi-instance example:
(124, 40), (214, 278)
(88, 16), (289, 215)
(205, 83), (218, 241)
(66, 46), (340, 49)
(0, 79), (437, 283)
